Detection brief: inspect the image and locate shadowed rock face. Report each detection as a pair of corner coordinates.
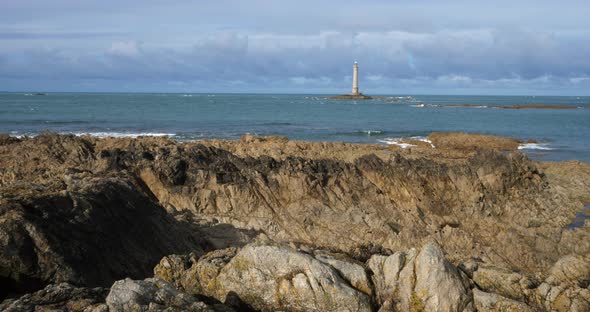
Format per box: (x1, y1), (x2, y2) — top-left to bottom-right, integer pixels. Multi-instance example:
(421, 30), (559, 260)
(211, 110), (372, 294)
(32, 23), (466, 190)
(0, 134), (257, 298)
(0, 283), (108, 312)
(1, 132), (589, 311)
(0, 176), (214, 297)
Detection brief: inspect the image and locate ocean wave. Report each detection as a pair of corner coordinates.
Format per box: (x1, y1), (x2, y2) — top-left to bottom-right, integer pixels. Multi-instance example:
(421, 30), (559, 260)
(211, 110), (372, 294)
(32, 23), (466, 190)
(262, 122), (295, 126)
(377, 135), (436, 149)
(518, 143), (554, 150)
(73, 132), (176, 138)
(360, 130), (382, 135)
(377, 138), (416, 148)
(7, 120), (96, 125)
(409, 136), (436, 148)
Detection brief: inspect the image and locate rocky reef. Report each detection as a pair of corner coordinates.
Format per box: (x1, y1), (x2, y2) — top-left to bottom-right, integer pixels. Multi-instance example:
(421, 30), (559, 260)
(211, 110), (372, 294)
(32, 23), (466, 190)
(329, 94), (373, 100)
(1, 132), (589, 311)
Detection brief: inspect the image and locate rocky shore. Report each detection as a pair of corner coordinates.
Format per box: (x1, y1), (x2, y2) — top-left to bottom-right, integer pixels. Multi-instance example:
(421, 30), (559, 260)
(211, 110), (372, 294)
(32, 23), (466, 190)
(1, 132), (589, 311)
(329, 94), (373, 100)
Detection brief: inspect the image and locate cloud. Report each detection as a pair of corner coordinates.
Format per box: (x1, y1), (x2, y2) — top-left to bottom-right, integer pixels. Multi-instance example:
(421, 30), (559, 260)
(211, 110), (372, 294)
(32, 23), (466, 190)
(108, 41), (141, 57)
(0, 30), (120, 40)
(1, 1), (590, 94)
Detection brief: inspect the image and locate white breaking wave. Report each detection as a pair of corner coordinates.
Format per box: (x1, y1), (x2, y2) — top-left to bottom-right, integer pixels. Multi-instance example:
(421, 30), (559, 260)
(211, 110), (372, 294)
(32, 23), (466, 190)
(362, 130), (382, 135)
(8, 132), (175, 139)
(518, 143), (554, 150)
(73, 132), (176, 138)
(410, 136), (436, 148)
(377, 138), (416, 148)
(378, 136), (436, 149)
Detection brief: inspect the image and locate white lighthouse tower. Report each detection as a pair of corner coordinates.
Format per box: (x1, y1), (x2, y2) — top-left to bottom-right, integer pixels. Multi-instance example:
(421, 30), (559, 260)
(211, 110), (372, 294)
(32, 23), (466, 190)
(351, 61), (359, 95)
(329, 60), (371, 99)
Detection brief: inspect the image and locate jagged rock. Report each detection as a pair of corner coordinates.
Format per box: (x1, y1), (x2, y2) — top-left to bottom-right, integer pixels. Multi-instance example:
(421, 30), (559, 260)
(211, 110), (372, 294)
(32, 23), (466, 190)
(546, 255), (590, 287)
(313, 250), (372, 296)
(414, 243), (473, 311)
(0, 283), (108, 312)
(472, 265), (528, 301)
(106, 278), (233, 312)
(2, 133), (590, 311)
(428, 132), (522, 152)
(473, 289), (534, 312)
(534, 255), (590, 312)
(155, 241), (372, 312)
(367, 251), (415, 311)
(469, 254), (590, 312)
(1, 278), (234, 312)
(0, 176), (214, 298)
(368, 242), (473, 312)
(152, 253), (197, 291)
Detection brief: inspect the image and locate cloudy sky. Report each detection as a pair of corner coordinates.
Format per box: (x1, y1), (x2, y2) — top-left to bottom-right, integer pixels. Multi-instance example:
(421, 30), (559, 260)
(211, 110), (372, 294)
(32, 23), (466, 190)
(1, 0), (589, 94)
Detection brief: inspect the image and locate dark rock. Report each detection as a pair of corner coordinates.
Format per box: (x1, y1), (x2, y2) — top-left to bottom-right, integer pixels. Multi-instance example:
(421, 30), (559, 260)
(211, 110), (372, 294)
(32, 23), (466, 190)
(0, 283), (107, 312)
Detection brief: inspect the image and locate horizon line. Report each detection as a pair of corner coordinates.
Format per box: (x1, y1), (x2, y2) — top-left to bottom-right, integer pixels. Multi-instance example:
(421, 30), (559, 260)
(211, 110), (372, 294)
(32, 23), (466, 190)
(1, 90), (589, 97)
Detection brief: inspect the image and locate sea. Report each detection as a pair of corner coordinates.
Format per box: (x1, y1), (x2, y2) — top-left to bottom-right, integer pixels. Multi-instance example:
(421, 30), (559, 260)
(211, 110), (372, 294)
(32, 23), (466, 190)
(1, 92), (589, 162)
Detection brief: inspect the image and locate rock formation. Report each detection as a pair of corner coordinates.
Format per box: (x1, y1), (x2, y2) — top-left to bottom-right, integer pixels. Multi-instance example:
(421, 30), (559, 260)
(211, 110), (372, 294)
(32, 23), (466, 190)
(0, 278), (234, 312)
(329, 94), (373, 100)
(155, 240), (372, 312)
(1, 132), (589, 311)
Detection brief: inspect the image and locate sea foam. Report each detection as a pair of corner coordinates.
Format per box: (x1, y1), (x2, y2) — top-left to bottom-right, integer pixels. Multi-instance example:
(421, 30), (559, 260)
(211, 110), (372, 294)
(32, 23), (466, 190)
(377, 138), (416, 148)
(73, 132), (176, 138)
(518, 143), (554, 150)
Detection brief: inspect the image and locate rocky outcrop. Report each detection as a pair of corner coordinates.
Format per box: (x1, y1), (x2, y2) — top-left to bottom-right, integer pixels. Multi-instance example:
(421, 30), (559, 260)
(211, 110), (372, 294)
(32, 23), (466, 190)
(0, 283), (107, 312)
(153, 241), (590, 312)
(1, 132), (589, 311)
(463, 253), (590, 311)
(0, 176), (214, 298)
(0, 278), (234, 312)
(155, 240), (372, 312)
(368, 242), (473, 311)
(473, 289), (534, 312)
(427, 132), (524, 152)
(329, 94), (373, 100)
(138, 140), (572, 274)
(106, 278), (233, 312)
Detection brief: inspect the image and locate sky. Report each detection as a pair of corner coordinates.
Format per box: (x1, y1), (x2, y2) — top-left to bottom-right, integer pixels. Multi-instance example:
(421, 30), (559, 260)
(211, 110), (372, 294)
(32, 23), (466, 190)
(1, 0), (590, 95)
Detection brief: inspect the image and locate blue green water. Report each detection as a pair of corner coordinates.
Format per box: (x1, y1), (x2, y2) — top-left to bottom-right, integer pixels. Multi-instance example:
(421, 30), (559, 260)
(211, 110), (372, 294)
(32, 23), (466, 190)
(1, 92), (589, 162)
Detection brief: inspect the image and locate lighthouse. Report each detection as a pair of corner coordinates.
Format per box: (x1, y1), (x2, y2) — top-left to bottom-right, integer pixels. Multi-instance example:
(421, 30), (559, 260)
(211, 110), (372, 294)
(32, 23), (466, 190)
(329, 61), (372, 99)
(352, 61), (359, 95)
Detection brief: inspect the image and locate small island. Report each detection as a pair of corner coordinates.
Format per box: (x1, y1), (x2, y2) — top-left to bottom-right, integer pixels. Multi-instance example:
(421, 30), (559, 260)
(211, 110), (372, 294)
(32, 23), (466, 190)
(329, 61), (373, 100)
(329, 93), (373, 100)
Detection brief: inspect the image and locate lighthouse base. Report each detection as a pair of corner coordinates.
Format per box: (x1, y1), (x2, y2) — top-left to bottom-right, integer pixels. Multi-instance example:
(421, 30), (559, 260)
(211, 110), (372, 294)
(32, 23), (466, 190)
(329, 93), (373, 100)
